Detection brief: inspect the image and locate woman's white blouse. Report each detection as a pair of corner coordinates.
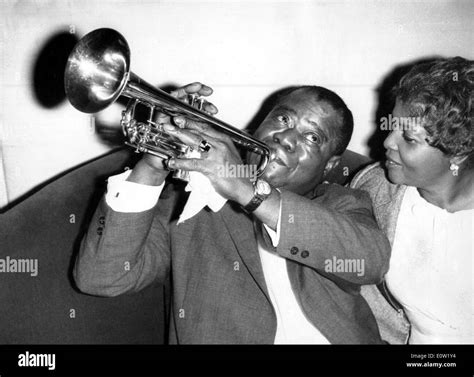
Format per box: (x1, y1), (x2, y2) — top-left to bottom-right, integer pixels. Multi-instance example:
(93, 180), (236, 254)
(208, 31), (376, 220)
(386, 186), (473, 344)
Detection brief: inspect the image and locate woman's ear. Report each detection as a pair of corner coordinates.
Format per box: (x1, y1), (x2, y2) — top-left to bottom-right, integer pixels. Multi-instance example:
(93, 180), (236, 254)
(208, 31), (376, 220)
(450, 154), (469, 167)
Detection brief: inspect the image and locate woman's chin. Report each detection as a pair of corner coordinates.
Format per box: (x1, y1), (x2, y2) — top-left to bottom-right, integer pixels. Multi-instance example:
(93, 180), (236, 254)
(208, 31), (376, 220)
(386, 168), (405, 185)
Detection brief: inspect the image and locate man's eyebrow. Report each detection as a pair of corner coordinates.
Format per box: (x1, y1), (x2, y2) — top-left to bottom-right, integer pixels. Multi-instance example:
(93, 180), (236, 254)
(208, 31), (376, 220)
(272, 105), (297, 116)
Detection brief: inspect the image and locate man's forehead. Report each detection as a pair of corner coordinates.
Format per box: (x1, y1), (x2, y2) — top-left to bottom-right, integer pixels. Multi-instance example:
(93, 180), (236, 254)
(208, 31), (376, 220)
(278, 90), (335, 118)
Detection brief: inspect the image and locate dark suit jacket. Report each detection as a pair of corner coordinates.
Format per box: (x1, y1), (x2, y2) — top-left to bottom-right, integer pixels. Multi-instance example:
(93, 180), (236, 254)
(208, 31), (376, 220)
(74, 181), (391, 344)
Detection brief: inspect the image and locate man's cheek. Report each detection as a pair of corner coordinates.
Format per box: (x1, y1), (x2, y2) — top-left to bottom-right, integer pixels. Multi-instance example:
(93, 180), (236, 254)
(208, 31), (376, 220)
(254, 124), (273, 139)
(263, 162), (288, 178)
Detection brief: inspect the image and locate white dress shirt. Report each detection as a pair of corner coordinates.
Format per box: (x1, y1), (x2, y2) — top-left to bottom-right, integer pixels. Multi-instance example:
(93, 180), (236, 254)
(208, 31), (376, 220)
(256, 221), (330, 344)
(105, 170), (329, 344)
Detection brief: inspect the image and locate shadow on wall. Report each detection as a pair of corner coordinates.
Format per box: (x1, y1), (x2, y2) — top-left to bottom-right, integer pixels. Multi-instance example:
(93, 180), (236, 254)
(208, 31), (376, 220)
(31, 30), (79, 108)
(367, 56), (442, 161)
(31, 28), (124, 147)
(30, 28), (183, 148)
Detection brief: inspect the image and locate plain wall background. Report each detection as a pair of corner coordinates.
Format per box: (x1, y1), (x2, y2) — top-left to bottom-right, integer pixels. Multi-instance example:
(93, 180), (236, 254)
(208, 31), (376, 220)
(1, 0), (473, 208)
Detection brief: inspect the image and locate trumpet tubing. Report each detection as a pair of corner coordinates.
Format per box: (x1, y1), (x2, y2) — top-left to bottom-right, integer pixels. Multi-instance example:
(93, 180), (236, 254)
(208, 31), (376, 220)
(64, 28), (270, 180)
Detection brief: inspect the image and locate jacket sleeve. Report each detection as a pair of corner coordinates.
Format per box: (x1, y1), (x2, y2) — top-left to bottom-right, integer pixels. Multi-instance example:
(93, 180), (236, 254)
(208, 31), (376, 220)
(275, 184), (391, 285)
(73, 185), (176, 297)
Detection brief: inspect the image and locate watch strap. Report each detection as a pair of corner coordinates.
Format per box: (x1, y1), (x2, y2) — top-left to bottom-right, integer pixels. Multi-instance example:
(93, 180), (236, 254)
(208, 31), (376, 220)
(242, 180), (271, 213)
(242, 193), (266, 213)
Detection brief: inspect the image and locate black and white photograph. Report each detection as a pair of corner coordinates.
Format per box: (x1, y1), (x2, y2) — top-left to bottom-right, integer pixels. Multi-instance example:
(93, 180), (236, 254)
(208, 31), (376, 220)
(0, 0), (473, 376)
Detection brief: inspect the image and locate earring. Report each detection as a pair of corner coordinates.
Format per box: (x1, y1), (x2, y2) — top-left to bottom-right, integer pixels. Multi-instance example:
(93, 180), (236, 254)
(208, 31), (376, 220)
(449, 163), (459, 176)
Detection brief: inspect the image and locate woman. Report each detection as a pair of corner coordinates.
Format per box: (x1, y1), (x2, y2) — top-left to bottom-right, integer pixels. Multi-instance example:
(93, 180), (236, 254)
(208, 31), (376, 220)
(352, 57), (473, 344)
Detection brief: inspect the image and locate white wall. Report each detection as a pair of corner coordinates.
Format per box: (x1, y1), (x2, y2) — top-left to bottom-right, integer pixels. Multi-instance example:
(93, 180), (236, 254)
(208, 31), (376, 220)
(1, 0), (473, 207)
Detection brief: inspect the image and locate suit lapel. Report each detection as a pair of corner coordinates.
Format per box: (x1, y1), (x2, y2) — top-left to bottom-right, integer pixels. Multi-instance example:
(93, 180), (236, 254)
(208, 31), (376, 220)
(218, 203), (270, 300)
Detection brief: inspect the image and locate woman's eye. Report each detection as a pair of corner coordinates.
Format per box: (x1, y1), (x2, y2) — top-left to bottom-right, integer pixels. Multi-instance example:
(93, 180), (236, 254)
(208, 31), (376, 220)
(277, 115), (291, 127)
(402, 134), (416, 144)
(304, 133), (321, 145)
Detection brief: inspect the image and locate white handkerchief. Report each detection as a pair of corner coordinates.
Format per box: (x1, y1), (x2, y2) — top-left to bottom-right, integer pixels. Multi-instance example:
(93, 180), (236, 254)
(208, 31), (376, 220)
(177, 151), (227, 224)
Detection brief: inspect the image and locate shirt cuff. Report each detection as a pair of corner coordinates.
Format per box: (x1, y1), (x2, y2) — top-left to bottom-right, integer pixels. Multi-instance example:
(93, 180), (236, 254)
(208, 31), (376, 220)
(262, 195), (282, 247)
(105, 170), (165, 213)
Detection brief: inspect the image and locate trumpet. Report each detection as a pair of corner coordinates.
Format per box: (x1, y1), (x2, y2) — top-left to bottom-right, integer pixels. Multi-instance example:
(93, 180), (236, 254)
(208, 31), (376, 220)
(64, 28), (270, 181)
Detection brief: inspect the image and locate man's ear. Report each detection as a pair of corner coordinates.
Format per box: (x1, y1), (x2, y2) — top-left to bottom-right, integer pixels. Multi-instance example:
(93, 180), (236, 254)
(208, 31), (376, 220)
(323, 155), (341, 177)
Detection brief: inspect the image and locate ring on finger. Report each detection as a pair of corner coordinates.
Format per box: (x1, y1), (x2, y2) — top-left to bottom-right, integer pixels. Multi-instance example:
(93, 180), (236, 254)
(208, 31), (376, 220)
(198, 139), (212, 153)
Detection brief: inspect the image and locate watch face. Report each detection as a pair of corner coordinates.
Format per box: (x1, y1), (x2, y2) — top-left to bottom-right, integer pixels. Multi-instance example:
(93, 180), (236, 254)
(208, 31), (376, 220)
(256, 179), (272, 195)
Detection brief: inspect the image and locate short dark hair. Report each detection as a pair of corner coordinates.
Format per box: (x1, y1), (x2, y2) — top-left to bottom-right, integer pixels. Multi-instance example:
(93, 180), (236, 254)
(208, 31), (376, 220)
(393, 56), (474, 158)
(274, 86), (354, 155)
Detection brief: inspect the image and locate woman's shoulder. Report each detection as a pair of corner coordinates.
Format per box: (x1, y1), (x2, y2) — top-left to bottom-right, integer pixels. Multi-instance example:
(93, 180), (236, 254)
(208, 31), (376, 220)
(350, 162), (403, 205)
(350, 162), (389, 190)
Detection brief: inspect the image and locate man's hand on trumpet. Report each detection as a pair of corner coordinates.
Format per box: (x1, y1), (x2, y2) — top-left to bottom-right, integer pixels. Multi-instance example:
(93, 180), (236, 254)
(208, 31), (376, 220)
(126, 82), (217, 187)
(164, 118), (255, 206)
(169, 82), (218, 115)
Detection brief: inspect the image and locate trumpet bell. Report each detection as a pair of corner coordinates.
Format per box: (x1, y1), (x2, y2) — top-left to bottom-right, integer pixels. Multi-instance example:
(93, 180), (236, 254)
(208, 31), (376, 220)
(64, 28), (130, 113)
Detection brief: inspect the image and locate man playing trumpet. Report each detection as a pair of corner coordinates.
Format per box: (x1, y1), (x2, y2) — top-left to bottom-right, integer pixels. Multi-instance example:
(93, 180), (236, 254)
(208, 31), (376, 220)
(74, 83), (390, 344)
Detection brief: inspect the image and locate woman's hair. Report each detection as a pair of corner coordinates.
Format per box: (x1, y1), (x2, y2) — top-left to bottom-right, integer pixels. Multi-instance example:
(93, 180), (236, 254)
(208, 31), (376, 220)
(393, 57), (473, 160)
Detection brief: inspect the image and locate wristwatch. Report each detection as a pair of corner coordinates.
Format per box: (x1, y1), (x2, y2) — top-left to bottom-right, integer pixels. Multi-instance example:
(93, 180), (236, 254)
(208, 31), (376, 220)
(242, 179), (272, 213)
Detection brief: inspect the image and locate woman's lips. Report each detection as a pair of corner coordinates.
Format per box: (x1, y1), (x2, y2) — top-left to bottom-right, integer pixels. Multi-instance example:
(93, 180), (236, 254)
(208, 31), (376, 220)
(385, 156), (402, 167)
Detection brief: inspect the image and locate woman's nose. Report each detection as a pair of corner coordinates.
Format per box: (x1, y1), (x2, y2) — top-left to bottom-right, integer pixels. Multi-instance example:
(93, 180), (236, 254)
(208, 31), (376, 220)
(383, 130), (399, 151)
